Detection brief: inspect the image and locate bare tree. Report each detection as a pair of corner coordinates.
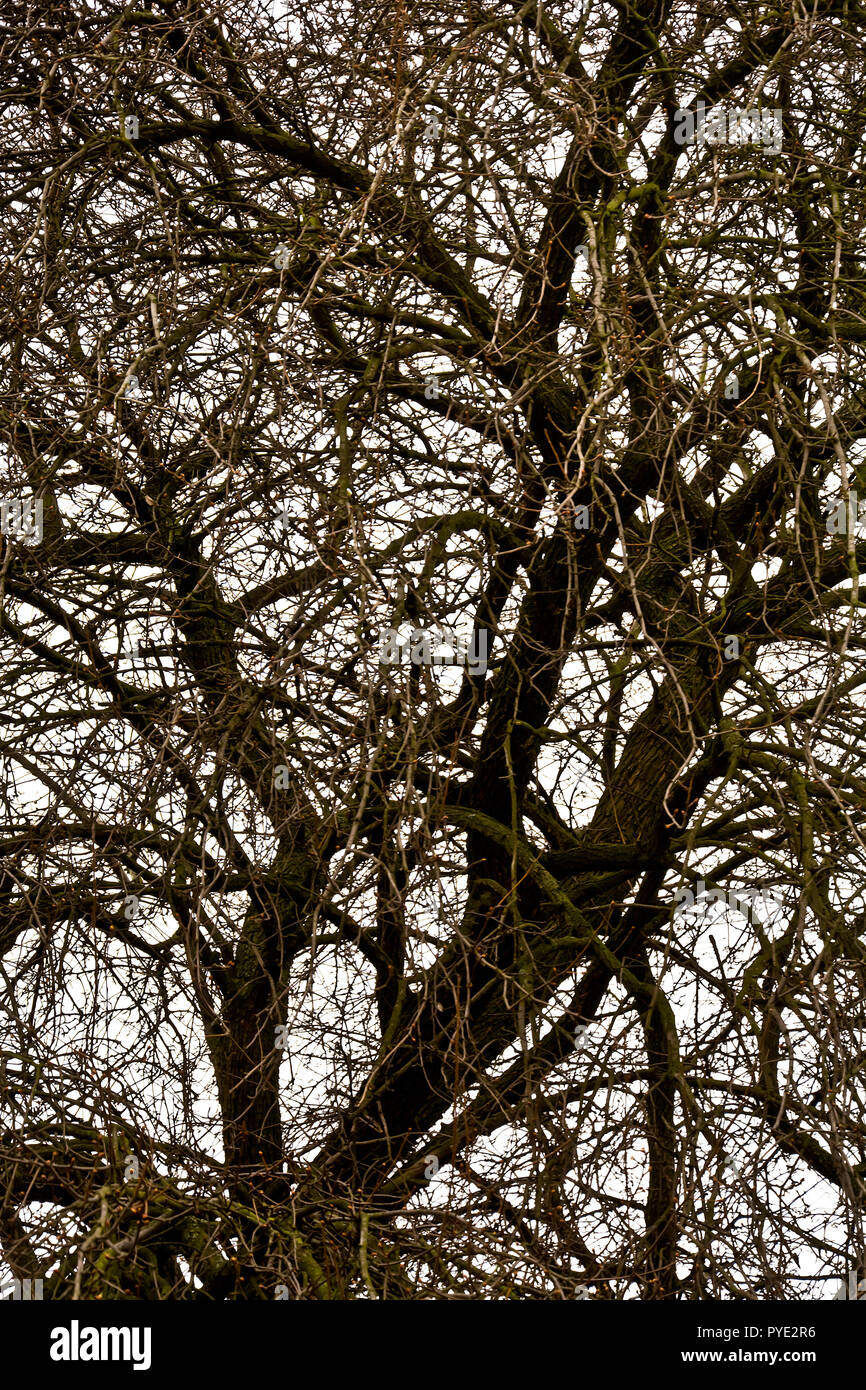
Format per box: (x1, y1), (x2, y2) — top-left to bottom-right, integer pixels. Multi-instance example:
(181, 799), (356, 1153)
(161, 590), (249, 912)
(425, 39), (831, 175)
(1, 0), (865, 1300)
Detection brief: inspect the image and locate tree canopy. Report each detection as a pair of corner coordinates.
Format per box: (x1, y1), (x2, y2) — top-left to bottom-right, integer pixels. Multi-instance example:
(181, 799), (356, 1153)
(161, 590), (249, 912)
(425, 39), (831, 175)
(1, 0), (865, 1299)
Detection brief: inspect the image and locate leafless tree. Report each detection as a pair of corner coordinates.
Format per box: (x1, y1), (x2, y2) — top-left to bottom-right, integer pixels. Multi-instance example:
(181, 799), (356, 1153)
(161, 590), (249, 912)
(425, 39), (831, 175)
(1, 0), (865, 1300)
